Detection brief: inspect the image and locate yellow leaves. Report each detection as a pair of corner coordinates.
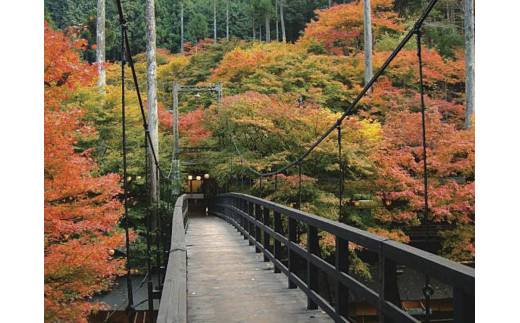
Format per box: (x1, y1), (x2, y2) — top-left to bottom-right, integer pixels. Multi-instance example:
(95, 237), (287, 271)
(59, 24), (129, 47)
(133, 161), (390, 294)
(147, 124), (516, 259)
(359, 119), (382, 142)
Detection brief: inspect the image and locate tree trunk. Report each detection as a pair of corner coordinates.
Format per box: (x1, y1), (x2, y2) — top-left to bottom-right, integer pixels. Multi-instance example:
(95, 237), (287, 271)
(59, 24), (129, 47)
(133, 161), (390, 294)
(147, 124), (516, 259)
(259, 23), (262, 42)
(226, 0), (229, 41)
(363, 0), (373, 87)
(252, 14), (256, 40)
(96, 0), (105, 87)
(146, 0), (159, 214)
(280, 0), (286, 43)
(265, 14), (270, 43)
(464, 0), (475, 129)
(275, 0), (279, 41)
(180, 1), (184, 53)
(213, 0), (217, 42)
(329, 0), (332, 8)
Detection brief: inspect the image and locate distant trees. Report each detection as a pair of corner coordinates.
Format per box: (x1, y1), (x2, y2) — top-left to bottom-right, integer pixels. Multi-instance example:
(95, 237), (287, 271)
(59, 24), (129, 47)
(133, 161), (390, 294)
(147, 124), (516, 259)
(187, 14), (209, 43)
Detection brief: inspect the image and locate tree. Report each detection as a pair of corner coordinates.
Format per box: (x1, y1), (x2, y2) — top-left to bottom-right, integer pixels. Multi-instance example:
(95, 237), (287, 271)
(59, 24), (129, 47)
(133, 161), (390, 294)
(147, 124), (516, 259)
(262, 0), (271, 43)
(363, 0), (373, 87)
(280, 0), (286, 42)
(96, 0), (106, 86)
(181, 0), (185, 52)
(146, 0), (159, 215)
(44, 22), (126, 322)
(300, 1), (402, 56)
(187, 13), (209, 43)
(213, 0), (217, 42)
(372, 108), (475, 261)
(226, 0), (230, 40)
(464, 0), (474, 129)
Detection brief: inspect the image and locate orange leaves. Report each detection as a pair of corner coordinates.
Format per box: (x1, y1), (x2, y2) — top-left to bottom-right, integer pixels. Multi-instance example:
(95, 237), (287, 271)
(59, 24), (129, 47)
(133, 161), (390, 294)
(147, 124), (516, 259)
(44, 22), (95, 109)
(373, 108), (474, 229)
(299, 1), (403, 56)
(44, 23), (126, 321)
(179, 107), (212, 145)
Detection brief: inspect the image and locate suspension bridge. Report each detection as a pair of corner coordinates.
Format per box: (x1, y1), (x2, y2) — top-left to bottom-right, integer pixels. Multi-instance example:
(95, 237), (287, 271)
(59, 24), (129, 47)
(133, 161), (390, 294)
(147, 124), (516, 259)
(102, 0), (475, 322)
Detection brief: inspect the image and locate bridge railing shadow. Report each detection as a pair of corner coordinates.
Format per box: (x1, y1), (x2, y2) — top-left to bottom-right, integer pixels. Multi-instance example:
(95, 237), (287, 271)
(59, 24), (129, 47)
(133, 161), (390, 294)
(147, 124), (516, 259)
(209, 193), (474, 323)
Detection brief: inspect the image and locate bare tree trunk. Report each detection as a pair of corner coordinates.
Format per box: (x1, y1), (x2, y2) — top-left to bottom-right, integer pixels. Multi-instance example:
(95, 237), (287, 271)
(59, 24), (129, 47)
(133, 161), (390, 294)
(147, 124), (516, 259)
(252, 14), (256, 40)
(213, 0), (217, 42)
(146, 0), (159, 213)
(464, 0), (475, 128)
(265, 13), (270, 43)
(363, 0), (373, 87)
(96, 0), (105, 87)
(226, 0), (229, 40)
(259, 23), (262, 42)
(280, 0), (286, 43)
(275, 0), (279, 41)
(180, 0), (184, 53)
(329, 0), (332, 8)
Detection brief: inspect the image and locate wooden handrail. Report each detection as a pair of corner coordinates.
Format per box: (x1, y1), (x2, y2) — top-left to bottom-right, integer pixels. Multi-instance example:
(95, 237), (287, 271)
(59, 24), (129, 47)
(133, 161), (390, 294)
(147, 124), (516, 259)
(210, 193), (475, 323)
(157, 194), (188, 323)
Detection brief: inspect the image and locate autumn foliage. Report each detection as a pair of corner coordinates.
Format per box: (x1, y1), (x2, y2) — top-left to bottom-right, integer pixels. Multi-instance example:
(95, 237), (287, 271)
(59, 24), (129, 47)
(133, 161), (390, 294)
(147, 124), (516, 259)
(44, 22), (126, 322)
(300, 0), (403, 55)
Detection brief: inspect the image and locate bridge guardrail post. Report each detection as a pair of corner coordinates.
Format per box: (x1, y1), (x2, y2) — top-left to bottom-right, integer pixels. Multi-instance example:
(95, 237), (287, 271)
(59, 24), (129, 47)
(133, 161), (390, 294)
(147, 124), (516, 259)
(453, 288), (475, 323)
(255, 204), (262, 253)
(307, 224), (319, 310)
(248, 202), (254, 245)
(335, 236), (349, 318)
(243, 200), (249, 240)
(273, 211), (282, 273)
(288, 217), (297, 289)
(379, 253), (402, 322)
(263, 207), (271, 262)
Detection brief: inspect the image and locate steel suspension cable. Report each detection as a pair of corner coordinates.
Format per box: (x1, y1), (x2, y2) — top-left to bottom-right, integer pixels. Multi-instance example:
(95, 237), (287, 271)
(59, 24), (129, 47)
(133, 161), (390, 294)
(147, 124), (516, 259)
(416, 28), (435, 323)
(115, 0), (169, 182)
(338, 123), (343, 222)
(120, 22), (135, 320)
(144, 136), (155, 319)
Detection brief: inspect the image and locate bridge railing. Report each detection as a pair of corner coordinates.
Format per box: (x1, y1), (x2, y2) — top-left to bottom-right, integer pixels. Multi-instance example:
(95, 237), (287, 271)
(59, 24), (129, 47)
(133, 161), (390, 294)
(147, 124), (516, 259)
(210, 193), (474, 323)
(157, 194), (189, 323)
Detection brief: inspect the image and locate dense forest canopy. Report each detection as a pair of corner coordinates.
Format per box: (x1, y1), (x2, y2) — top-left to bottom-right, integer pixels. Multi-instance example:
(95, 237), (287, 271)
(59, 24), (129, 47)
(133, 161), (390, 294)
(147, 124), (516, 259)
(44, 0), (474, 320)
(45, 0), (467, 60)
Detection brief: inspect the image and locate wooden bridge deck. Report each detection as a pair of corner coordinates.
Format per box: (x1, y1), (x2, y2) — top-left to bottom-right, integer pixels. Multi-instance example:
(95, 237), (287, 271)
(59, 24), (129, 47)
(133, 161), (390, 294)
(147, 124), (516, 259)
(186, 214), (333, 323)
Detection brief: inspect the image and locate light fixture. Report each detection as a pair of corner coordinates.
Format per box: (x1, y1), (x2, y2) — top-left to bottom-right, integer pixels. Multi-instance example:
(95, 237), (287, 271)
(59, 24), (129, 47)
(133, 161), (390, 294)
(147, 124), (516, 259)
(188, 175), (193, 180)
(204, 173), (210, 179)
(196, 176), (202, 181)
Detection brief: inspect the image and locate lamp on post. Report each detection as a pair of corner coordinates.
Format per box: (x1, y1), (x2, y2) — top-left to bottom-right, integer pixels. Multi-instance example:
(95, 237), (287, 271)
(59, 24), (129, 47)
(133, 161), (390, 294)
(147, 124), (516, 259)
(188, 175), (193, 197)
(203, 174), (210, 215)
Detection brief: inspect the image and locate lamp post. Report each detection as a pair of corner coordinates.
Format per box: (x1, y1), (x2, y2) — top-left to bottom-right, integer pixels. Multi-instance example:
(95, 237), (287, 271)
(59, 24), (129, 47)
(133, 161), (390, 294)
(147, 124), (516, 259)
(188, 175), (193, 198)
(203, 174), (209, 215)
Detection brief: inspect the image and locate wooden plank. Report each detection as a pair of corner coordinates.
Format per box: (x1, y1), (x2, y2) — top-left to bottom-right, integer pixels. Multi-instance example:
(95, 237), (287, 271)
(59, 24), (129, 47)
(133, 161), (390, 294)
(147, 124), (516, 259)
(187, 215), (332, 323)
(157, 195), (187, 323)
